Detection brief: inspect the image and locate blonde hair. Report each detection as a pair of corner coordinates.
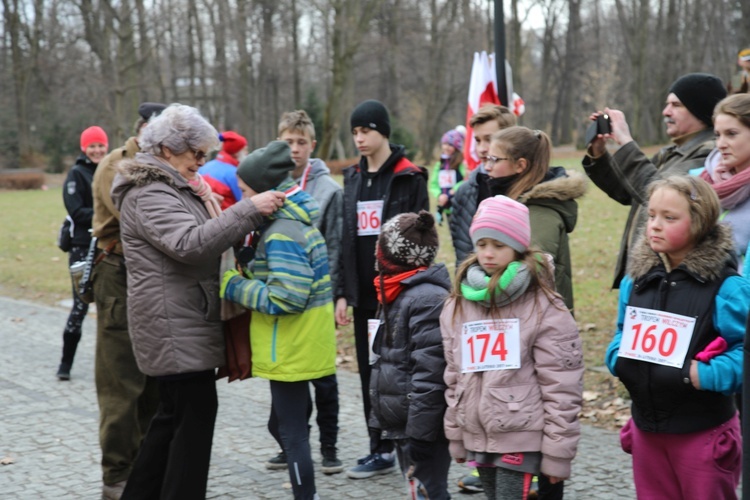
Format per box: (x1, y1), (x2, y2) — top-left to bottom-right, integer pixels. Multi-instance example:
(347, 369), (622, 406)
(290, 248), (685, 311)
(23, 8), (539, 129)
(469, 104), (517, 129)
(278, 110), (316, 141)
(491, 126), (552, 200)
(646, 175), (720, 244)
(713, 93), (750, 129)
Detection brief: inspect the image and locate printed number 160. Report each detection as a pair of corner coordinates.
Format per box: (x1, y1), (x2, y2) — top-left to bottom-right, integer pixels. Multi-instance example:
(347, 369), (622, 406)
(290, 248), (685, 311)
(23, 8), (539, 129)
(468, 333), (507, 363)
(630, 323), (677, 357)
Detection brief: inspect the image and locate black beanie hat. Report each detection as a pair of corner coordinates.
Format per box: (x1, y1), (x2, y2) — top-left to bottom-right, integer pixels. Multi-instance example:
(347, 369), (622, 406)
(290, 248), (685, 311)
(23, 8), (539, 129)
(376, 211), (438, 275)
(237, 141), (295, 193)
(138, 102), (167, 120)
(668, 73), (727, 127)
(350, 100), (391, 138)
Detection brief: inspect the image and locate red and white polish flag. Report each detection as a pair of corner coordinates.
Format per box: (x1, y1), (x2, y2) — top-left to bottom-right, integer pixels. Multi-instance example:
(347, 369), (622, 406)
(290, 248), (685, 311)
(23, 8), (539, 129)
(464, 51), (525, 171)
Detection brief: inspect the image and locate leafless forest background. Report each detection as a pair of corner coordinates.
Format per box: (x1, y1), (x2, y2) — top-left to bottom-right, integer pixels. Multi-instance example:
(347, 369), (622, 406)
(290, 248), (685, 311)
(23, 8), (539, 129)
(2, 0), (749, 171)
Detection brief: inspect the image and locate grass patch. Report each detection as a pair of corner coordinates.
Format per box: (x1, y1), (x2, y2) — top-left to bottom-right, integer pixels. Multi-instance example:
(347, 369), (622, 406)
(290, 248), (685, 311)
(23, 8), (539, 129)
(0, 187), (71, 303)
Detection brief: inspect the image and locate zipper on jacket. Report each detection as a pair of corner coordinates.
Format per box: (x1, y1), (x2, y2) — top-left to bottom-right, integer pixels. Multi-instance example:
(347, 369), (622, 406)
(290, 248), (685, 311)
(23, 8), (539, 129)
(271, 318), (279, 362)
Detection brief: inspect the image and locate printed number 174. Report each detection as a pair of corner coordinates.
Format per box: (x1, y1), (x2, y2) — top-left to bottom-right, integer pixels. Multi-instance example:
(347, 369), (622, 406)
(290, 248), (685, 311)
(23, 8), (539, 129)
(468, 333), (508, 363)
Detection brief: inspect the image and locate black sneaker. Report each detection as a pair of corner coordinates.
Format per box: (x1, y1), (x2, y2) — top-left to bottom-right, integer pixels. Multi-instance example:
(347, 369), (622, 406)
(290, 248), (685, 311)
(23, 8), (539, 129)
(265, 451), (287, 470)
(321, 445), (344, 474)
(56, 363), (71, 381)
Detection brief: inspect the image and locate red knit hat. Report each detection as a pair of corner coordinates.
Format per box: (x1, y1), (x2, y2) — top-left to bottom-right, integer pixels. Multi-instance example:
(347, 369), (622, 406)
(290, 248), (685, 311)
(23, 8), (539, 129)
(220, 131), (248, 155)
(80, 126), (108, 152)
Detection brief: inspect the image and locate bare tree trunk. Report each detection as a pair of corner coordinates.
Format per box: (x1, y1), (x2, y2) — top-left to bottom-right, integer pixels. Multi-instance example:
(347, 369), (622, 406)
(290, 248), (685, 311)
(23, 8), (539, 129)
(377, 0), (400, 115)
(319, 0), (383, 160)
(536, 0), (561, 133)
(417, 0), (461, 162)
(553, 0), (581, 144)
(2, 0), (33, 163)
(186, 0), (197, 103)
(199, 0), (223, 127)
(259, 0), (279, 143)
(509, 0), (523, 95)
(164, 0), (180, 101)
(234, 0), (256, 146)
(742, 0), (750, 47)
(291, 0), (302, 107)
(614, 0), (652, 142)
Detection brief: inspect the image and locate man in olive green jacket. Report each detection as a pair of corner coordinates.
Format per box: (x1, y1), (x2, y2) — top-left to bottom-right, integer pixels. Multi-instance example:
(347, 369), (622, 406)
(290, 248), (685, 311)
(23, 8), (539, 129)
(582, 73), (726, 288)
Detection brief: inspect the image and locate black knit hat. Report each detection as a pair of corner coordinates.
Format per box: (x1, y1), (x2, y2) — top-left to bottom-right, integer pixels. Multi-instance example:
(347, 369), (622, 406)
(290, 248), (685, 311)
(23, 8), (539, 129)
(376, 211), (438, 274)
(668, 73), (727, 127)
(138, 102), (167, 120)
(350, 100), (391, 138)
(237, 141), (295, 193)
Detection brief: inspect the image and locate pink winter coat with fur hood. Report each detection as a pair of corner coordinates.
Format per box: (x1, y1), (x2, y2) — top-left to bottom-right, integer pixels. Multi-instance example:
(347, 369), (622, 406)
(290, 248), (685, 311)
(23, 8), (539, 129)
(440, 288), (584, 479)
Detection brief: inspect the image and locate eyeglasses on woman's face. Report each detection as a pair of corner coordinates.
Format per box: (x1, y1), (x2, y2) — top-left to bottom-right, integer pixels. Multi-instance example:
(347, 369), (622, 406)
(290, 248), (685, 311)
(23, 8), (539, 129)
(190, 148), (208, 162)
(484, 155), (509, 166)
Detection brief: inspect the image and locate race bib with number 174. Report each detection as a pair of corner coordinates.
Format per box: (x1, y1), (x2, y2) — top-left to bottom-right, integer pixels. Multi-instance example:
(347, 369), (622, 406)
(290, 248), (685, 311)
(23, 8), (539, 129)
(461, 319), (521, 373)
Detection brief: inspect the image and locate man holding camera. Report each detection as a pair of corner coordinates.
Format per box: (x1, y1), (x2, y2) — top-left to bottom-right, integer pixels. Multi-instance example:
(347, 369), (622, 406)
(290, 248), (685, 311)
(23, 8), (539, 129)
(582, 73), (726, 288)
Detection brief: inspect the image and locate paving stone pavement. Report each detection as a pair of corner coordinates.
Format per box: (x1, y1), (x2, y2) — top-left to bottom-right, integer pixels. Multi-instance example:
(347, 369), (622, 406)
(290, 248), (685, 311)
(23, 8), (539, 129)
(0, 296), (636, 499)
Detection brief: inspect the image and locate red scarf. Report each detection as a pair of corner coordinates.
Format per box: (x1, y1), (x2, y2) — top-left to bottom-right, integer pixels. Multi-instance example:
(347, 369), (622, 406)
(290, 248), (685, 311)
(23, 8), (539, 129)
(216, 151), (239, 166)
(373, 267), (426, 304)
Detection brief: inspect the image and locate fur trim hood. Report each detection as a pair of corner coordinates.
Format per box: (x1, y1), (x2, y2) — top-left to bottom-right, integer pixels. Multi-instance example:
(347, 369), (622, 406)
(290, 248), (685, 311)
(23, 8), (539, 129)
(111, 153), (190, 210)
(518, 167), (588, 234)
(627, 223), (737, 282)
(518, 167), (588, 204)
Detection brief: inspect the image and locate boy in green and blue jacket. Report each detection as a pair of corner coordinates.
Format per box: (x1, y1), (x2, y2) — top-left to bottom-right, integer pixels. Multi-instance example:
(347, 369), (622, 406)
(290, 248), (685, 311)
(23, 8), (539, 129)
(221, 140), (336, 500)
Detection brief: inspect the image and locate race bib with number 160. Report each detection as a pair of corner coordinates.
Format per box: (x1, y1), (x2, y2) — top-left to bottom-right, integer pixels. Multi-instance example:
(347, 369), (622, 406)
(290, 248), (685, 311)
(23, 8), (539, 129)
(618, 306), (696, 369)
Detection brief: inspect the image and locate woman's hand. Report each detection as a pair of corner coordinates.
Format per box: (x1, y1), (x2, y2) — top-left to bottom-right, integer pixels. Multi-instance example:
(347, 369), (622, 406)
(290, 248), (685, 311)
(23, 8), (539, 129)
(335, 297), (351, 326)
(546, 475), (565, 484)
(690, 359), (702, 389)
(250, 191), (286, 216)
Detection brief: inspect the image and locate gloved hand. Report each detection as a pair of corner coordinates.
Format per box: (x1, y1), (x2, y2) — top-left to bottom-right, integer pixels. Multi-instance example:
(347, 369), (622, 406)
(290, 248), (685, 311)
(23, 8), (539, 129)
(695, 337), (728, 362)
(221, 269), (241, 299)
(409, 438), (432, 464)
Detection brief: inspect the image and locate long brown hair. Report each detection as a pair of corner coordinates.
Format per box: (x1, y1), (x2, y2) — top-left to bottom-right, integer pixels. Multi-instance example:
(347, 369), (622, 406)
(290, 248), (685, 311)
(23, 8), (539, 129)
(490, 126), (552, 200)
(447, 149), (463, 170)
(449, 247), (561, 322)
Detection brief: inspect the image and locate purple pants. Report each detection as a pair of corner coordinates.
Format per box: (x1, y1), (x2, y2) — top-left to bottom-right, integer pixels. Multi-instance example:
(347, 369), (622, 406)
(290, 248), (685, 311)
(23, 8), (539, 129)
(620, 413), (741, 499)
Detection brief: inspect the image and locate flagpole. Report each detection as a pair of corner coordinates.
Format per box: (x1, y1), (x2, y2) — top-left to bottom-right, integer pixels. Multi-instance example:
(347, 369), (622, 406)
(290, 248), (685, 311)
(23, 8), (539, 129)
(494, 0), (510, 107)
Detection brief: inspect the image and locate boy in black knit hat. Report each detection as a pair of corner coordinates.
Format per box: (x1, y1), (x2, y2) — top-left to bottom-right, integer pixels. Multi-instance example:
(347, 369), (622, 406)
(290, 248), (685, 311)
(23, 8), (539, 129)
(368, 210), (452, 499)
(336, 99), (429, 479)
